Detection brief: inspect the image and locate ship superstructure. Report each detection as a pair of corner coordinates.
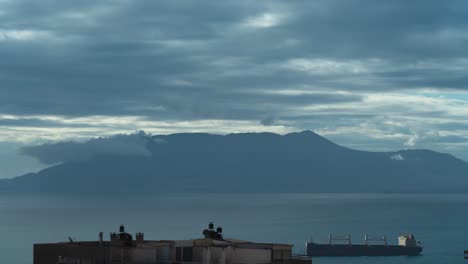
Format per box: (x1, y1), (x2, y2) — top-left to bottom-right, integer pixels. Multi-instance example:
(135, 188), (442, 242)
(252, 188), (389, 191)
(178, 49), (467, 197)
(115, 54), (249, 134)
(306, 233), (422, 257)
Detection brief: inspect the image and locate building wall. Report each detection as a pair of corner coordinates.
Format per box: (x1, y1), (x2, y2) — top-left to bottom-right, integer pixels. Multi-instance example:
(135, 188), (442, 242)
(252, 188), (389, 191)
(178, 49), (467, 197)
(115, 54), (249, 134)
(34, 244), (109, 264)
(34, 243), (171, 264)
(230, 248), (272, 264)
(193, 244), (288, 264)
(34, 239), (294, 264)
(272, 248), (292, 263)
(132, 248), (157, 264)
(156, 245), (172, 263)
(197, 246), (233, 264)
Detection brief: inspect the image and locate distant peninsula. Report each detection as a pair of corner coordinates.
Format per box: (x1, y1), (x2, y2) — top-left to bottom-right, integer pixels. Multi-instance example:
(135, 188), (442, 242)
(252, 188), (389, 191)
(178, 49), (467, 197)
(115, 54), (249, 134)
(1, 131), (468, 194)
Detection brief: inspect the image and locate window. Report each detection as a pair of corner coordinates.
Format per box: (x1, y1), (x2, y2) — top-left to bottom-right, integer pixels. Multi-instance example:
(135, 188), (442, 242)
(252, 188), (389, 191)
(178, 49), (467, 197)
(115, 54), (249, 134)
(176, 247), (193, 262)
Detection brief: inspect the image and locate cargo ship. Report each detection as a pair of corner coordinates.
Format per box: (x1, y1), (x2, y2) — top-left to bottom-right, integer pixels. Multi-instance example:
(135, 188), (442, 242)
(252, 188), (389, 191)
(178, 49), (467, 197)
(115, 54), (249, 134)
(306, 233), (422, 256)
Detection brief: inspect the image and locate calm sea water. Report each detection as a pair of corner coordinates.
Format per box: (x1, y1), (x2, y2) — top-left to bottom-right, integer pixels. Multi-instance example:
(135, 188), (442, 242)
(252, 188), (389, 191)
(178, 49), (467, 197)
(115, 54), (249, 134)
(0, 193), (467, 264)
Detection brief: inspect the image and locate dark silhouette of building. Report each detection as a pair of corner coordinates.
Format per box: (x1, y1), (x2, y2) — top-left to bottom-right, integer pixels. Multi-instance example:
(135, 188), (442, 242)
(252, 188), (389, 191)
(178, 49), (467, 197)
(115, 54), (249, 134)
(34, 223), (312, 264)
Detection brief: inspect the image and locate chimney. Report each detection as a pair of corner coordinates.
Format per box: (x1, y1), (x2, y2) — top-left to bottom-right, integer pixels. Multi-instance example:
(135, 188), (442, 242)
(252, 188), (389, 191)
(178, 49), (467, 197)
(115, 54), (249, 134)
(136, 232), (144, 242)
(99, 232), (103, 246)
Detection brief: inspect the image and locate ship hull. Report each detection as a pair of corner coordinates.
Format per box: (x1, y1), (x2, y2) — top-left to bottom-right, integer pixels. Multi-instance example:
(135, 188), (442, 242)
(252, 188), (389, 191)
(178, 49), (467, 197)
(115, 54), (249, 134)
(306, 243), (422, 256)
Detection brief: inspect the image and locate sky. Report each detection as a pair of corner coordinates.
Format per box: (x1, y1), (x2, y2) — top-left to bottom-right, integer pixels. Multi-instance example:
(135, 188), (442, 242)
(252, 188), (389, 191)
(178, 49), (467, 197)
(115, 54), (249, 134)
(2, 0), (468, 178)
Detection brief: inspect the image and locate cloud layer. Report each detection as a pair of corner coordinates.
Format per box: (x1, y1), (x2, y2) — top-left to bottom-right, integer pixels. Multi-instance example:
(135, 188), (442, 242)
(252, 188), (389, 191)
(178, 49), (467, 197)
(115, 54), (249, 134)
(1, 0), (468, 118)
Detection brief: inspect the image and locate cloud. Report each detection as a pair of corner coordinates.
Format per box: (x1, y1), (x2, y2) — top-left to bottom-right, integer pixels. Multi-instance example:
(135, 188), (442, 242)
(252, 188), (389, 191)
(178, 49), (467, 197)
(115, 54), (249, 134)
(0, 115), (297, 143)
(404, 130), (440, 147)
(404, 134), (418, 147)
(1, 0), (468, 120)
(242, 13), (286, 28)
(0, 29), (53, 41)
(20, 131), (152, 164)
(260, 115), (275, 126)
(0, 141), (47, 178)
(284, 58), (372, 75)
(390, 153), (405, 161)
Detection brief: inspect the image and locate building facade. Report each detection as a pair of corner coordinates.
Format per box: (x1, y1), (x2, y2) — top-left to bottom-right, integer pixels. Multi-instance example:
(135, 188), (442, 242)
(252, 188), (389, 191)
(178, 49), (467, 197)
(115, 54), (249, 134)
(34, 224), (311, 264)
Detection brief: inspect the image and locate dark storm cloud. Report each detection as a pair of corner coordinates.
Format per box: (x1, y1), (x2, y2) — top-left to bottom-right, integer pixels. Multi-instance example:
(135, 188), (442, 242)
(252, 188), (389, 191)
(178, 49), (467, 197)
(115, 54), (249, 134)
(1, 0), (468, 121)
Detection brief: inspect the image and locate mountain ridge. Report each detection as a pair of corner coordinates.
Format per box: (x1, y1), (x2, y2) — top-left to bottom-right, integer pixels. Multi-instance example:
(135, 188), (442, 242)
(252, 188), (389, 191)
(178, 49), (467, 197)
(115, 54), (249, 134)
(1, 130), (468, 194)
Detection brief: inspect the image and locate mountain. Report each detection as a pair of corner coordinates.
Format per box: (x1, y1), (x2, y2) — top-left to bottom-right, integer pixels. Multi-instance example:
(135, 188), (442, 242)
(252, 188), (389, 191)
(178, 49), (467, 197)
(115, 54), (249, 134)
(1, 130), (468, 194)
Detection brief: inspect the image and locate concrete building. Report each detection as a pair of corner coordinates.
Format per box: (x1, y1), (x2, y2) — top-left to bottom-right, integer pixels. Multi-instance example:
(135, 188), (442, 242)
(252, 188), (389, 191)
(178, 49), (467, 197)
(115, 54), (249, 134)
(34, 223), (311, 264)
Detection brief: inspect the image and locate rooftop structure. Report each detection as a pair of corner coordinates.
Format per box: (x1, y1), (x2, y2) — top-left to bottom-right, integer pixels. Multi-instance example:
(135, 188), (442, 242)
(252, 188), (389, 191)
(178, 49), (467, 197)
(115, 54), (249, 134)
(34, 223), (312, 264)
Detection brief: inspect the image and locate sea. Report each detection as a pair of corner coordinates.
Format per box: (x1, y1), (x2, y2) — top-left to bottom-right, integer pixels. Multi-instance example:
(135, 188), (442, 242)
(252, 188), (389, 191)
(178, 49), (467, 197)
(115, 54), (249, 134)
(0, 193), (467, 264)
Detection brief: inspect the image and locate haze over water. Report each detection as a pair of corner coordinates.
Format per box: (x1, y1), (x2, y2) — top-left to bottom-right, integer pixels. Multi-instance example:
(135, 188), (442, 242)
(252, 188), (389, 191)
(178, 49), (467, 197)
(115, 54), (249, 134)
(1, 193), (467, 264)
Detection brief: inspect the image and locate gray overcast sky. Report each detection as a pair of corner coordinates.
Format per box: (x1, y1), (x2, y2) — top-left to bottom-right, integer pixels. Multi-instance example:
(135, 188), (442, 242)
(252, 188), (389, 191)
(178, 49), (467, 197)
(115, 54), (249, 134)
(2, 0), (468, 178)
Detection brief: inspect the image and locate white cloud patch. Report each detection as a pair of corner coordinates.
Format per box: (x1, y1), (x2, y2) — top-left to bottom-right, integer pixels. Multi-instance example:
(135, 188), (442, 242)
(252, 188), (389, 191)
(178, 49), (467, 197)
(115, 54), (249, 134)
(243, 13), (285, 28)
(390, 153), (405, 161)
(404, 131), (440, 147)
(404, 134), (418, 147)
(0, 29), (52, 41)
(20, 131), (152, 165)
(284, 58), (376, 75)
